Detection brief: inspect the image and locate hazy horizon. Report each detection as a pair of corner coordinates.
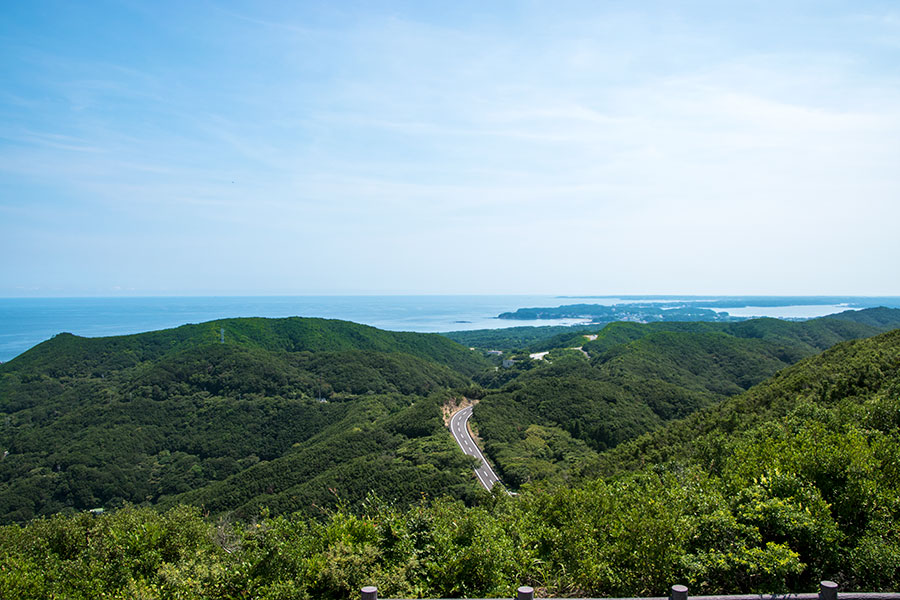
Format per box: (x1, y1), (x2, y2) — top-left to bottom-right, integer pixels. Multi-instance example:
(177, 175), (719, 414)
(3, 294), (899, 363)
(3, 293), (900, 300)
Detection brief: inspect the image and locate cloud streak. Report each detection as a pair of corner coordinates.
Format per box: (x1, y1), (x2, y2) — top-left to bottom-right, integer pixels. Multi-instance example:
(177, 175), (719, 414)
(1, 1), (898, 295)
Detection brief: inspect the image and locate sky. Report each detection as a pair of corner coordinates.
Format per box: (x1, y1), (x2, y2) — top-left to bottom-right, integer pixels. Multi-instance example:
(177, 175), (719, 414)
(1, 1), (899, 296)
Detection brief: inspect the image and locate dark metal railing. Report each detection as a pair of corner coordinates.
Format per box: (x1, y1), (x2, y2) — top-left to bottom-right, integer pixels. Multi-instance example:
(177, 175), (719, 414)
(359, 581), (900, 600)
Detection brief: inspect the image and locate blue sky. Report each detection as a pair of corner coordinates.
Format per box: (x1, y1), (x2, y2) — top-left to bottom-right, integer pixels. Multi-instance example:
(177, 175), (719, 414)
(2, 1), (899, 296)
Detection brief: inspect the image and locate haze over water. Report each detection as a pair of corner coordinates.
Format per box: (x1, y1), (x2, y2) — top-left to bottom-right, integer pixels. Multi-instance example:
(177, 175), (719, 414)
(3, 295), (899, 363)
(0, 295), (570, 362)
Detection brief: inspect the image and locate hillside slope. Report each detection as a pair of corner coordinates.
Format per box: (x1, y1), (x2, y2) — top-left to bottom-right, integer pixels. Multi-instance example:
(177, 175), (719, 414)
(586, 325), (900, 478)
(2, 326), (898, 599)
(4, 316), (487, 378)
(472, 308), (900, 486)
(0, 318), (485, 523)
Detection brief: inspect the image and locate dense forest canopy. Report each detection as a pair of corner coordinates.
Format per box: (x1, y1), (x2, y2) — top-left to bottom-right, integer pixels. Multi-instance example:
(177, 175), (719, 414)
(0, 317), (487, 523)
(469, 308), (900, 487)
(1, 309), (899, 598)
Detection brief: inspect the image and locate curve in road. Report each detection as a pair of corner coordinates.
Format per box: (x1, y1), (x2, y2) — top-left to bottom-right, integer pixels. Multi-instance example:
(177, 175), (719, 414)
(448, 405), (504, 492)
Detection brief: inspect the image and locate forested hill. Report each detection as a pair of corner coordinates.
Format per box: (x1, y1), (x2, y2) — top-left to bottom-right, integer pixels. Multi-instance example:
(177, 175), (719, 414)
(470, 308), (900, 486)
(827, 305), (900, 327)
(3, 310), (896, 523)
(4, 316), (487, 377)
(580, 307), (900, 356)
(0, 317), (487, 523)
(586, 325), (900, 477)
(444, 306), (900, 353)
(2, 318), (899, 598)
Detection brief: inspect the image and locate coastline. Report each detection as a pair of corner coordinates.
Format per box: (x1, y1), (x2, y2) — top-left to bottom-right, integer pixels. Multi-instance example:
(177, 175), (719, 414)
(2, 295), (899, 364)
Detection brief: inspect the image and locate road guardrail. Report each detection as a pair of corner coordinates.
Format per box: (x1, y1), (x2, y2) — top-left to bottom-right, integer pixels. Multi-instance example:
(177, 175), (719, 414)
(359, 581), (900, 600)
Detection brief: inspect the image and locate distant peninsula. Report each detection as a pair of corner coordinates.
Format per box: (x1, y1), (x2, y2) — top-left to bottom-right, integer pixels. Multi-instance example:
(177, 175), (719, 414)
(497, 302), (736, 322)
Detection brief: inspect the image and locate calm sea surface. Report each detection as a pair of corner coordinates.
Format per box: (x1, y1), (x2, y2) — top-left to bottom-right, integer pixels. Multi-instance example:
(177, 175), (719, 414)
(0, 295), (580, 362)
(2, 295), (897, 363)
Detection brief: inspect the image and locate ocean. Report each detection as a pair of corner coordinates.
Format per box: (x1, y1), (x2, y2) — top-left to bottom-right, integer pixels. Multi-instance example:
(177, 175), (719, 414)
(2, 295), (898, 363)
(0, 295), (577, 362)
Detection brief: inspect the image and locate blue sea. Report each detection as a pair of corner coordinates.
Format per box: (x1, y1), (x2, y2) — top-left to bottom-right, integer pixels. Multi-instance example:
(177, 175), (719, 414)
(0, 295), (580, 362)
(1, 295), (898, 363)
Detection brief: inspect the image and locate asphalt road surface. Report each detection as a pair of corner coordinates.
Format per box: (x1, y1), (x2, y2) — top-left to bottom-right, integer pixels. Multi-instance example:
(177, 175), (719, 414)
(448, 405), (503, 492)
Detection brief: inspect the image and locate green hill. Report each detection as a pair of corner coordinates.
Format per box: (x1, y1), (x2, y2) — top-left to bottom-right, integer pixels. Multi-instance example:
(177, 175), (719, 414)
(585, 325), (900, 478)
(2, 322), (898, 599)
(165, 391), (479, 517)
(0, 318), (486, 523)
(5, 316), (487, 378)
(441, 324), (595, 352)
(471, 308), (900, 486)
(3, 310), (896, 521)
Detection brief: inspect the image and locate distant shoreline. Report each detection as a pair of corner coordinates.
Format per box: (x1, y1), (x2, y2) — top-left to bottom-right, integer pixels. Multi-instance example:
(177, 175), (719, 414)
(2, 295), (899, 364)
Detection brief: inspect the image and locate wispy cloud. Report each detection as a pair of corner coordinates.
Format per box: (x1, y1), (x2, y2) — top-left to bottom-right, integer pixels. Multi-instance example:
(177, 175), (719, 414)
(2, 1), (899, 294)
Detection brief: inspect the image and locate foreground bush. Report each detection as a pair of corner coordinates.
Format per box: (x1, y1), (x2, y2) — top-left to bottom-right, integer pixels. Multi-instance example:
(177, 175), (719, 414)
(2, 448), (897, 600)
(2, 331), (898, 598)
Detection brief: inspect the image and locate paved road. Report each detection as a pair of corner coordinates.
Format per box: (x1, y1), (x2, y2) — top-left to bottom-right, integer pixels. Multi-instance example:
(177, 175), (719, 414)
(449, 405), (503, 492)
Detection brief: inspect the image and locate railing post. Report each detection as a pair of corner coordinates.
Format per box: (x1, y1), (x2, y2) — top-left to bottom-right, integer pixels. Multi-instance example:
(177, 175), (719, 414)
(517, 585), (534, 600)
(361, 585), (377, 600)
(671, 584), (689, 600)
(820, 581), (838, 600)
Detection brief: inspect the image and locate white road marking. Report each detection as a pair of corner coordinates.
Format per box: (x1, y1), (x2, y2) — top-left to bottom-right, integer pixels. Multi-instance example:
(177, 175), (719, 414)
(448, 405), (507, 493)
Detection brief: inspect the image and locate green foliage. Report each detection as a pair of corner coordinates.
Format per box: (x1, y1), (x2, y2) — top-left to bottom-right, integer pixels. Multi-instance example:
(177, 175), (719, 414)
(471, 309), (900, 486)
(4, 316), (488, 378)
(0, 505), (215, 599)
(1, 312), (900, 598)
(0, 318), (485, 523)
(442, 325), (595, 352)
(488, 424), (596, 487)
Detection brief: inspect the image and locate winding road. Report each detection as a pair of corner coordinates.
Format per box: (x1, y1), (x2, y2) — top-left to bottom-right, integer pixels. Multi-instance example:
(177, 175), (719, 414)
(449, 405), (504, 492)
